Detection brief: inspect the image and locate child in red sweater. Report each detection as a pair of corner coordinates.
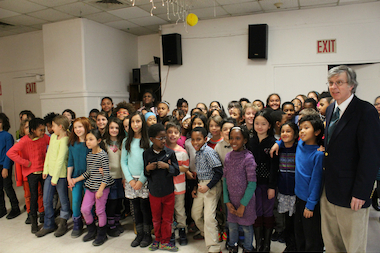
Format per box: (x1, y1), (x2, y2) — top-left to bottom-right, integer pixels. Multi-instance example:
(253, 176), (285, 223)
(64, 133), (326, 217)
(7, 118), (50, 233)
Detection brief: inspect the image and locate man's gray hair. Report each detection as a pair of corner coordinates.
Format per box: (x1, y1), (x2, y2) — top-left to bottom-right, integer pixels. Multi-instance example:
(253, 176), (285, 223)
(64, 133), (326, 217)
(328, 65), (358, 93)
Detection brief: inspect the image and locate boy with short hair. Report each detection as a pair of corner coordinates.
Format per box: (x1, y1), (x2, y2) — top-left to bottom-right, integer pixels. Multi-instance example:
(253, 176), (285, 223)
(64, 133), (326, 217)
(165, 122), (189, 246)
(7, 118), (50, 233)
(144, 124), (180, 251)
(157, 101), (171, 124)
(191, 127), (223, 253)
(43, 112), (59, 136)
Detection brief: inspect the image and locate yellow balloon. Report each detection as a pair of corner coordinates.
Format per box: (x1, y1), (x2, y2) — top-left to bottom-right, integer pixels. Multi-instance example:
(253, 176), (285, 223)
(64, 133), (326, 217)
(187, 13), (198, 26)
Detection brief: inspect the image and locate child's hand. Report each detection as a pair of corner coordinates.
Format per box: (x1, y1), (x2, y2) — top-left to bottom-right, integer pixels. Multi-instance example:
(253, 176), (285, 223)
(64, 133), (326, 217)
(198, 184), (209, 193)
(157, 161), (169, 170)
(317, 145), (325, 152)
(186, 171), (195, 180)
(236, 205), (245, 217)
(226, 203), (237, 215)
(2, 169), (8, 179)
(68, 178), (75, 189)
(96, 190), (103, 199)
(146, 162), (157, 171)
(27, 161), (32, 167)
(43, 174), (47, 180)
(303, 208), (314, 218)
(267, 188), (276, 200)
(122, 179), (126, 189)
(98, 168), (104, 175)
(129, 180), (136, 188)
(270, 143), (279, 158)
(134, 181), (143, 190)
(191, 189), (197, 198)
(51, 181), (57, 186)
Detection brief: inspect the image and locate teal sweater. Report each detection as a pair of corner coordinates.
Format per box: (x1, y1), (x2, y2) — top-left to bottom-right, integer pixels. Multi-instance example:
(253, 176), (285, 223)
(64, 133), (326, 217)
(121, 138), (148, 184)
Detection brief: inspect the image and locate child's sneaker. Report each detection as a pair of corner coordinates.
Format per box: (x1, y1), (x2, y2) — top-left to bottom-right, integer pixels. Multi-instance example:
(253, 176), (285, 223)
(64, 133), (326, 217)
(159, 242), (178, 252)
(222, 231), (227, 241)
(149, 240), (160, 251)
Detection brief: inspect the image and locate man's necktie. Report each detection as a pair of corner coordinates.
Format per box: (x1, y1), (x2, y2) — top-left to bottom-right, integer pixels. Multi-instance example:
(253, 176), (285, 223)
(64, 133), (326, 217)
(327, 107), (340, 144)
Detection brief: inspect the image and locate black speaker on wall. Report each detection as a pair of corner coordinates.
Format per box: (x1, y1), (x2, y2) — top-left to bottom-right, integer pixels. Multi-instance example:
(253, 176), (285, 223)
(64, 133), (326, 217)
(133, 68), (140, 83)
(162, 33), (182, 65)
(248, 24), (268, 59)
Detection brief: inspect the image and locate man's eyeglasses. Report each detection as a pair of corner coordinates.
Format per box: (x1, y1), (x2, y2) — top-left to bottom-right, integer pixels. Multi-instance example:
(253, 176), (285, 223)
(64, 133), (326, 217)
(327, 81), (348, 87)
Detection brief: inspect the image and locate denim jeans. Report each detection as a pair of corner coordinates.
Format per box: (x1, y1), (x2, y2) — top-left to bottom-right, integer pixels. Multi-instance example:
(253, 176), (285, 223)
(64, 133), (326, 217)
(228, 222), (254, 251)
(43, 175), (70, 229)
(27, 173), (44, 216)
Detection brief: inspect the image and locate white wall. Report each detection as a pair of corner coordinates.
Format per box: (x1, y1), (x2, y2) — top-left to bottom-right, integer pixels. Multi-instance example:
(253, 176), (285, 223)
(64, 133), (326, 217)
(138, 34), (161, 67)
(0, 31), (44, 135)
(158, 2), (380, 111)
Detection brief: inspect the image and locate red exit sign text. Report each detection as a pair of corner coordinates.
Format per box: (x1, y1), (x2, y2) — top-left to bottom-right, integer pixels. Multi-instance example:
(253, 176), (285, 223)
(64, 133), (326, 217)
(317, 39), (336, 54)
(26, 82), (37, 94)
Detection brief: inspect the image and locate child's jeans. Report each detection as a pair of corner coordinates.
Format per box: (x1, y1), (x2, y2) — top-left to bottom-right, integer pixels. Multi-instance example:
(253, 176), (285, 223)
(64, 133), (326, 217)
(228, 222), (254, 251)
(149, 192), (175, 243)
(81, 187), (110, 227)
(43, 176), (70, 229)
(71, 180), (85, 218)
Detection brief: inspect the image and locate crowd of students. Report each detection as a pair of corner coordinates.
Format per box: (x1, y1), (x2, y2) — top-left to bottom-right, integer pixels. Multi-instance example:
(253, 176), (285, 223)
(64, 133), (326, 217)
(1, 72), (380, 253)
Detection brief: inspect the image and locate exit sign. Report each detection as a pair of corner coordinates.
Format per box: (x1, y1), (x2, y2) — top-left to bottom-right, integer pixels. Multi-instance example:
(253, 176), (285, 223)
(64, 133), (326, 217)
(26, 82), (37, 94)
(317, 39), (336, 53)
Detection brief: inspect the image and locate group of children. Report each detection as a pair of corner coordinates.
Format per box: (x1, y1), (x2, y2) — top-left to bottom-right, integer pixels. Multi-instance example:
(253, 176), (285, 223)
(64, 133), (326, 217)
(0, 89), (365, 253)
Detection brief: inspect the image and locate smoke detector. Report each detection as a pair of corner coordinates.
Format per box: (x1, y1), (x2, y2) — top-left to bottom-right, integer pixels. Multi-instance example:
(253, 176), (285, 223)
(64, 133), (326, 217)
(274, 1), (282, 9)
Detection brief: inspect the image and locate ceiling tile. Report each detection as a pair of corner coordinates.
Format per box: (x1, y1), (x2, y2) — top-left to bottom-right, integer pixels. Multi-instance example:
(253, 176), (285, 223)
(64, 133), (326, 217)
(191, 6), (229, 19)
(187, 0), (221, 9)
(144, 24), (161, 32)
(222, 1), (262, 15)
(54, 2), (102, 17)
(299, 0), (338, 7)
(84, 12), (123, 23)
(0, 8), (20, 19)
(128, 15), (168, 26)
(139, 3), (170, 15)
(0, 0), (47, 14)
(105, 19), (139, 29)
(156, 12), (186, 23)
(28, 0), (78, 8)
(109, 6), (150, 19)
(123, 26), (153, 36)
(0, 30), (18, 37)
(84, 0), (131, 11)
(130, 0), (153, 6)
(1, 14), (47, 25)
(28, 9), (74, 22)
(216, 0), (255, 5)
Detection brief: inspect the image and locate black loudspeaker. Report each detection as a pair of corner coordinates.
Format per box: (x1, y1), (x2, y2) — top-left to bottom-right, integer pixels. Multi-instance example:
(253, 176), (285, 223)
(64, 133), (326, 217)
(248, 24), (268, 59)
(162, 33), (182, 65)
(133, 68), (140, 83)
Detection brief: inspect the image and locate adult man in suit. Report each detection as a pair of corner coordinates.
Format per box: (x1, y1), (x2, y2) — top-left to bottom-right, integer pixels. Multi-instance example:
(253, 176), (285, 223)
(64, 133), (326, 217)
(321, 65), (380, 252)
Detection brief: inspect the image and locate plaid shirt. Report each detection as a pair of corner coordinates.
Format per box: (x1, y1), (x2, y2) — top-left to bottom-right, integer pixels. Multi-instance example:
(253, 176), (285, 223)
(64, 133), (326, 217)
(195, 144), (222, 181)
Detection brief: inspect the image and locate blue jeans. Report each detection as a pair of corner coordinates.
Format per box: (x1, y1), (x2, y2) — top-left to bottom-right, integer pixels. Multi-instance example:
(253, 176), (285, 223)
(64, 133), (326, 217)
(228, 222), (254, 251)
(71, 180), (85, 218)
(43, 176), (70, 229)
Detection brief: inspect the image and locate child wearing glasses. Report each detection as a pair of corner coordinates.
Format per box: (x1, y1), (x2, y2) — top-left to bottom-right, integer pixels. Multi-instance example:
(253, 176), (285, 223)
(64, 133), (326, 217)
(144, 123), (180, 251)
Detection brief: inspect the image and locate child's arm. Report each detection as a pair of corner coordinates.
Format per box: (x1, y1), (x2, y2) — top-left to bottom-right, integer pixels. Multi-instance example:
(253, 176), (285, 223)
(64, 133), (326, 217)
(223, 177), (237, 215)
(2, 133), (14, 178)
(6, 138), (31, 169)
(50, 137), (69, 185)
(236, 154), (257, 217)
(120, 141), (136, 187)
(157, 151), (180, 177)
(304, 152), (324, 218)
(268, 147), (279, 199)
(203, 151), (223, 192)
(96, 182), (107, 199)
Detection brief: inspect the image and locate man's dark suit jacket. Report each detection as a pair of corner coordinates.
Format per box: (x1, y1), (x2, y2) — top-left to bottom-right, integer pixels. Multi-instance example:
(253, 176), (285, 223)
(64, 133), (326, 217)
(324, 95), (380, 208)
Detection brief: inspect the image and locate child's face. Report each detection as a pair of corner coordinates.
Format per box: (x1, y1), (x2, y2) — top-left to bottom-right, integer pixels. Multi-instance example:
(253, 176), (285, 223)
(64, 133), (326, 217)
(157, 103), (170, 118)
(229, 129), (247, 152)
(142, 92), (154, 105)
(209, 120), (221, 138)
(209, 102), (220, 111)
(63, 112), (72, 122)
(211, 110), (221, 117)
(46, 122), (54, 135)
(299, 121), (320, 145)
(229, 108), (242, 122)
(24, 122), (29, 136)
(167, 127), (180, 144)
(280, 125), (296, 145)
(253, 101), (264, 111)
(101, 99), (113, 113)
(123, 119), (129, 133)
(268, 95), (281, 110)
(292, 99), (302, 113)
(317, 98), (330, 116)
(74, 121), (85, 139)
(196, 103), (207, 115)
(244, 108), (256, 125)
(97, 115), (108, 130)
(89, 112), (97, 121)
(192, 118), (204, 129)
(283, 105), (295, 121)
(308, 92), (318, 102)
(180, 102), (188, 115)
(221, 122), (234, 142)
(131, 115), (143, 134)
(52, 122), (62, 135)
(86, 133), (101, 149)
(109, 122), (119, 137)
(304, 102), (315, 110)
(150, 130), (167, 151)
(146, 115), (157, 127)
(254, 115), (271, 136)
(191, 131), (207, 151)
(375, 97), (380, 116)
(182, 118), (191, 130)
(31, 125), (45, 138)
(116, 108), (129, 120)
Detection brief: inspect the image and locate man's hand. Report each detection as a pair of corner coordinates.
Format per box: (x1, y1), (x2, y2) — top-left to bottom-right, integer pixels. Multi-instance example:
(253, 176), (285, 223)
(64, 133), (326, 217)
(351, 197), (365, 211)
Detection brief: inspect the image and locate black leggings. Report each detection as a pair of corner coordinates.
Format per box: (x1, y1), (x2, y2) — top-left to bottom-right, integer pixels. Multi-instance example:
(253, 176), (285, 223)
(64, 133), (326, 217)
(130, 197), (152, 225)
(106, 198), (123, 217)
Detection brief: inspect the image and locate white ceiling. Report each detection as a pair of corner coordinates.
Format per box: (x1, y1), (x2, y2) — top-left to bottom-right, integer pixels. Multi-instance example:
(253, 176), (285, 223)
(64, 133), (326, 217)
(0, 0), (378, 37)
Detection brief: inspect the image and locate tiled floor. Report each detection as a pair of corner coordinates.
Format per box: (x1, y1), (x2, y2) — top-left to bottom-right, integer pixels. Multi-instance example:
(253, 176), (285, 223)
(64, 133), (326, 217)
(1, 185), (380, 253)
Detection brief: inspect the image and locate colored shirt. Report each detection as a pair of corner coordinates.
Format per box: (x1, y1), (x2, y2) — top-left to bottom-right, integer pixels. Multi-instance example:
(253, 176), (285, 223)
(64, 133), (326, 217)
(121, 138), (148, 184)
(68, 141), (90, 178)
(143, 146), (180, 197)
(185, 138), (196, 172)
(0, 131), (14, 169)
(214, 139), (232, 166)
(43, 134), (69, 184)
(105, 140), (123, 179)
(82, 149), (114, 191)
(167, 145), (189, 195)
(195, 143), (223, 190)
(207, 137), (223, 149)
